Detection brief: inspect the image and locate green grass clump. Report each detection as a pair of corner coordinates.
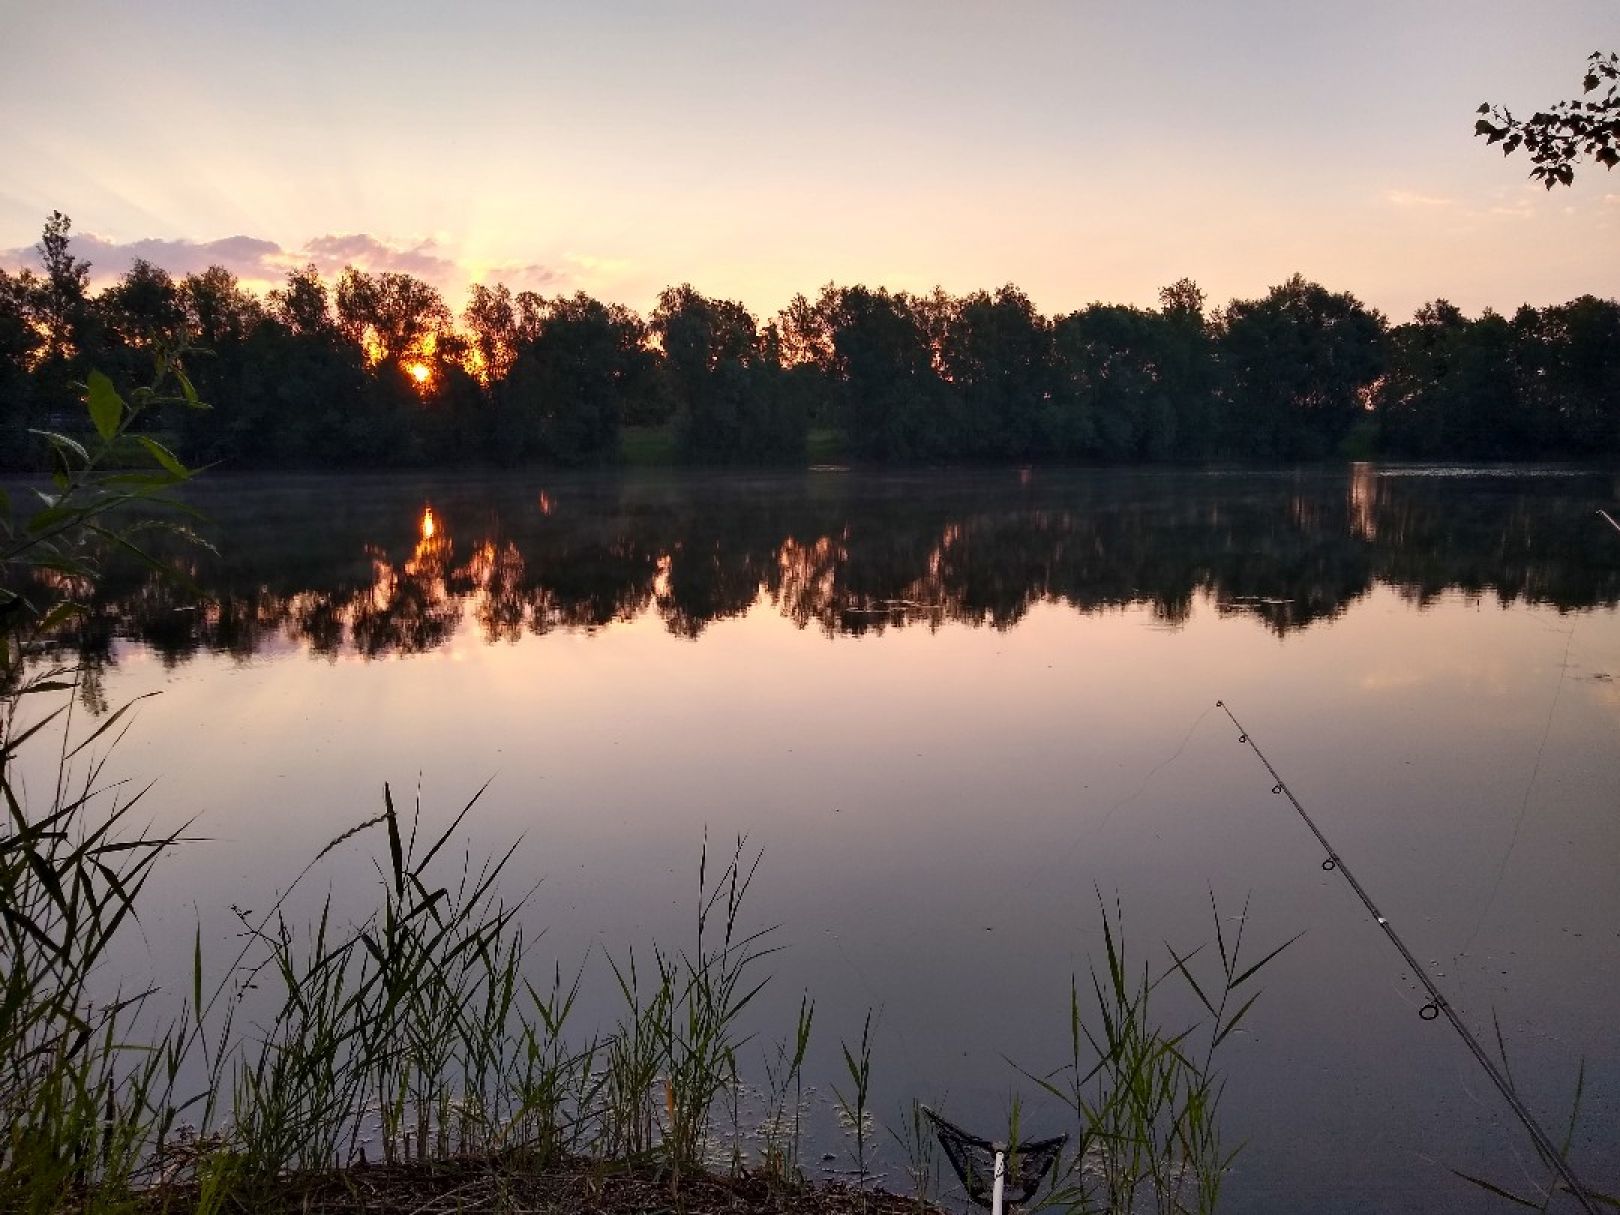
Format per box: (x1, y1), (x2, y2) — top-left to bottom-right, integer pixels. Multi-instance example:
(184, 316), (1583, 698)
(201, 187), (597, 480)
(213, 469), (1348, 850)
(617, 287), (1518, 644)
(805, 428), (845, 464)
(618, 424), (678, 466)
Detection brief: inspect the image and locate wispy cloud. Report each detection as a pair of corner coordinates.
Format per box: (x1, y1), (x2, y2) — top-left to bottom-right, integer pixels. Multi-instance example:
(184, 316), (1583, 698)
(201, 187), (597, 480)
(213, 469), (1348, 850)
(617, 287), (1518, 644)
(564, 252), (635, 277)
(1486, 199), (1535, 220)
(1383, 184), (1563, 225)
(1383, 189), (1453, 209)
(0, 229), (566, 299)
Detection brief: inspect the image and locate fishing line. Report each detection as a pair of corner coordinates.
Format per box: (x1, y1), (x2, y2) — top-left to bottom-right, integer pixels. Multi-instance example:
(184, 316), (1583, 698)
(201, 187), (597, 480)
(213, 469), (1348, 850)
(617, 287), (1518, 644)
(1458, 617), (1577, 960)
(832, 706), (1218, 1103)
(1216, 699), (1600, 1215)
(968, 702), (1216, 938)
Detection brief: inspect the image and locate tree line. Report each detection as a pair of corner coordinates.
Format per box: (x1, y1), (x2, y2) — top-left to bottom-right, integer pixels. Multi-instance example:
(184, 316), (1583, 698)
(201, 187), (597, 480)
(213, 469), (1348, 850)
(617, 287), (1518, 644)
(4, 212), (1619, 470)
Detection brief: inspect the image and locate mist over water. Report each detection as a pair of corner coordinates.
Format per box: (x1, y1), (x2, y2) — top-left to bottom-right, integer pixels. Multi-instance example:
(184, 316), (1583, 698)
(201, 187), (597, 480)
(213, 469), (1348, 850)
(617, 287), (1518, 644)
(21, 464), (1620, 1213)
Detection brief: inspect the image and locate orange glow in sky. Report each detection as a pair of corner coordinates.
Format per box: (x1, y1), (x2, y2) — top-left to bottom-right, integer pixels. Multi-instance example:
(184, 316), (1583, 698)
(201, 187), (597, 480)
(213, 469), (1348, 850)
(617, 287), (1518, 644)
(2, 5), (1617, 320)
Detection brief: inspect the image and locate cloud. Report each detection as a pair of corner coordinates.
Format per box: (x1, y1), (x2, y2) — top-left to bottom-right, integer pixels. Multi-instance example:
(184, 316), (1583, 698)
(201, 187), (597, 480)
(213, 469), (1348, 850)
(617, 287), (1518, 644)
(467, 259), (565, 293)
(1, 232), (286, 283)
(564, 252), (634, 277)
(0, 229), (567, 299)
(1383, 189), (1453, 209)
(298, 233), (459, 281)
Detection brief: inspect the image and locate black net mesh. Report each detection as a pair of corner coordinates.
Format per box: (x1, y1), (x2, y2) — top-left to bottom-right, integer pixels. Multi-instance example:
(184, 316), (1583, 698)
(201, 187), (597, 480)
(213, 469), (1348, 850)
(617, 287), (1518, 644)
(922, 1106), (1066, 1209)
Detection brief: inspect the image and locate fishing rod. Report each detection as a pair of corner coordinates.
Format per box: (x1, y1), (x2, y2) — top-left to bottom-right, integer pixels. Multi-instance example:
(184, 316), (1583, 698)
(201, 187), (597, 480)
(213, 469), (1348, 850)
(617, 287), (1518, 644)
(1215, 700), (1601, 1215)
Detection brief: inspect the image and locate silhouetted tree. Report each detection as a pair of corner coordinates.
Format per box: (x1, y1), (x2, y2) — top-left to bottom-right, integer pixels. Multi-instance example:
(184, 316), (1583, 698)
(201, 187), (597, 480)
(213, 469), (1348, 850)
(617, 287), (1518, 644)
(333, 268), (453, 365)
(32, 212), (93, 365)
(97, 261), (185, 384)
(1217, 275), (1386, 459)
(1378, 302), (1522, 457)
(940, 286), (1052, 458)
(464, 282), (546, 386)
(1510, 295), (1620, 454)
(1055, 305), (1192, 460)
(652, 285), (802, 462)
(25, 213), (99, 418)
(0, 270), (41, 468)
(272, 265), (338, 340)
(1155, 279), (1220, 459)
(181, 266), (265, 349)
(820, 285), (946, 460)
(502, 293), (655, 464)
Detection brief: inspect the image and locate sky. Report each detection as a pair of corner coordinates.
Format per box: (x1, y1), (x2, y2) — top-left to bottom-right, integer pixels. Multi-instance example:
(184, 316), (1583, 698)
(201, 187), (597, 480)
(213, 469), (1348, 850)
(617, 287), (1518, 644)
(1, 0), (1617, 322)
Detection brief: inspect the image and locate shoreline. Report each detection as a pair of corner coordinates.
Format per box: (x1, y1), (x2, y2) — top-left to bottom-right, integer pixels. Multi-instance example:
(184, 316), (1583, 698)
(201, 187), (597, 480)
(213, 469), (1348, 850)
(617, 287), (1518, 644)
(135, 1155), (939, 1215)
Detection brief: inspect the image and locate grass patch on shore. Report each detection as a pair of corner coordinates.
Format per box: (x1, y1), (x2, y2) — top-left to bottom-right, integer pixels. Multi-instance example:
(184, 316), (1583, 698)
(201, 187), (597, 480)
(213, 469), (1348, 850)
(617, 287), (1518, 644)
(805, 428), (844, 464)
(619, 424), (678, 466)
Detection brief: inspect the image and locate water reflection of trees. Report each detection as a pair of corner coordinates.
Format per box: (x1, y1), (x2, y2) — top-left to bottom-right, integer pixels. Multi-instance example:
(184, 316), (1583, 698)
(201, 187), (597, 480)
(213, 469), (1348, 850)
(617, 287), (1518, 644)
(42, 469), (1620, 668)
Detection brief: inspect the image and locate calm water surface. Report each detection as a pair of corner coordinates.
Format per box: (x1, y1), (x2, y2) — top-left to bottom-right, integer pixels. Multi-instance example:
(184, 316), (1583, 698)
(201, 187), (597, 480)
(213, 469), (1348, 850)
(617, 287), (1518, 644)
(22, 465), (1620, 1212)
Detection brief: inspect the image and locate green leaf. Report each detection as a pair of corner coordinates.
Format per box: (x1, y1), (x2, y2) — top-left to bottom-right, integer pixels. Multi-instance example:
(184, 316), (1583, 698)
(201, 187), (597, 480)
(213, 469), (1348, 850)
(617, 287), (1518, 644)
(26, 503), (78, 534)
(1448, 1168), (1539, 1208)
(38, 601), (84, 632)
(193, 925), (203, 1016)
(384, 784), (404, 896)
(1230, 930), (1305, 987)
(176, 367), (207, 409)
(135, 436), (191, 480)
(103, 471), (182, 489)
(86, 370), (124, 443)
(27, 429), (89, 463)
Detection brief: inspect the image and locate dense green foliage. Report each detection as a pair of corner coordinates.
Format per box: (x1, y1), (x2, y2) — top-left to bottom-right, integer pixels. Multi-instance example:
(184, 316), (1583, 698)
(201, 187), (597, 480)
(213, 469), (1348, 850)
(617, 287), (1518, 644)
(5, 214), (1620, 470)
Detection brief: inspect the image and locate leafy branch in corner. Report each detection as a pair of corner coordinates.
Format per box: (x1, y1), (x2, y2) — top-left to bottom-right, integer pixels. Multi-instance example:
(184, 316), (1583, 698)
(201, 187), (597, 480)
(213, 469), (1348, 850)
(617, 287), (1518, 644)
(1475, 51), (1620, 188)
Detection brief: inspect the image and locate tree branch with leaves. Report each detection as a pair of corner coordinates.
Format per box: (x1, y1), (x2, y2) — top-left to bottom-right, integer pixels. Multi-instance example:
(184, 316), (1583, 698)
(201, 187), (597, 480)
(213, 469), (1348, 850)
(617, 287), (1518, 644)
(1476, 51), (1620, 188)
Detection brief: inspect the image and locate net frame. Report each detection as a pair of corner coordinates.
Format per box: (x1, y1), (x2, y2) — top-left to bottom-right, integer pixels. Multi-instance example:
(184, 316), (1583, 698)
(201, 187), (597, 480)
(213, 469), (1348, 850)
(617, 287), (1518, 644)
(921, 1106), (1066, 1209)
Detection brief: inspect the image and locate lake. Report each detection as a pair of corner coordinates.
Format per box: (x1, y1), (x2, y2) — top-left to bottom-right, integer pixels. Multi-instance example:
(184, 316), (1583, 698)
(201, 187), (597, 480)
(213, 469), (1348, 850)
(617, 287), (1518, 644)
(17, 463), (1620, 1212)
